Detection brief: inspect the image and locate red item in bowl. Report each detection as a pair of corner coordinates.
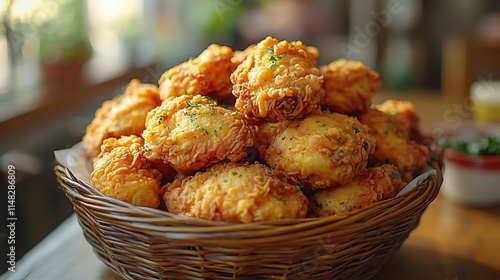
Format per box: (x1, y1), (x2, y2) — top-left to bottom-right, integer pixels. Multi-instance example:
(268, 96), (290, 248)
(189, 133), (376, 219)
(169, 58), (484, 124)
(444, 148), (500, 170)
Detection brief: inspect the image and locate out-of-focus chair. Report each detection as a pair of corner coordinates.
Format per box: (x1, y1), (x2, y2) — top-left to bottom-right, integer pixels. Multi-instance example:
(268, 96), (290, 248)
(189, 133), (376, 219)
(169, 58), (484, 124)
(441, 33), (500, 99)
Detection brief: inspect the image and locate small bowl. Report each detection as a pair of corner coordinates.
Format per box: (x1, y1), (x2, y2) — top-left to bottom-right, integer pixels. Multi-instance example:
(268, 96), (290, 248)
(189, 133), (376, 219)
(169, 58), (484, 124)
(442, 148), (500, 207)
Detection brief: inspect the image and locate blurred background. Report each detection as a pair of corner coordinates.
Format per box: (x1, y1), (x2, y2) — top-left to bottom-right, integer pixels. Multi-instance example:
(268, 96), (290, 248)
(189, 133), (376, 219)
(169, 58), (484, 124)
(1, 0), (500, 273)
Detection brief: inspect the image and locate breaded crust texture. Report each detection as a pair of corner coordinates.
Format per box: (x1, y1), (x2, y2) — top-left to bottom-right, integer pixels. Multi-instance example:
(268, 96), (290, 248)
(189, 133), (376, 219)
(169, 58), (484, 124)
(261, 111), (375, 189)
(162, 162), (308, 223)
(142, 94), (256, 174)
(231, 36), (325, 122)
(90, 136), (162, 208)
(83, 79), (160, 158)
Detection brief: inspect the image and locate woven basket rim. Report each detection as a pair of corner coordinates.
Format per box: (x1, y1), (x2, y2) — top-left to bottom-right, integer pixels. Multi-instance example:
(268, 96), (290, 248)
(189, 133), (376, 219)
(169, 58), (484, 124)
(54, 152), (443, 230)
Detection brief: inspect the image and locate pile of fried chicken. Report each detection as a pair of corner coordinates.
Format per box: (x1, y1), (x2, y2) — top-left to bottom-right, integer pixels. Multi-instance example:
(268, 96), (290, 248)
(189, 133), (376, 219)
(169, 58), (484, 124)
(83, 36), (430, 223)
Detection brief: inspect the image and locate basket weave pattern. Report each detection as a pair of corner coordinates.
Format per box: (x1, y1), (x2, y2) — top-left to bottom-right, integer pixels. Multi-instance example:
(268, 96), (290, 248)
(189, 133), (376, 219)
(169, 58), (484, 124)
(55, 160), (442, 280)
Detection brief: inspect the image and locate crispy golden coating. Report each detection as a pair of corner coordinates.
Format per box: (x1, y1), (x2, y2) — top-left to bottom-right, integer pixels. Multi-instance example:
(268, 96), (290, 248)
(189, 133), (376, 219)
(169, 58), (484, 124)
(374, 99), (422, 140)
(230, 36), (325, 122)
(261, 111), (375, 189)
(358, 108), (429, 182)
(90, 136), (162, 208)
(162, 162), (308, 223)
(320, 59), (381, 115)
(231, 44), (255, 66)
(307, 164), (407, 217)
(142, 94), (257, 174)
(254, 120), (290, 153)
(82, 79), (161, 158)
(158, 44), (235, 104)
(97, 134), (145, 159)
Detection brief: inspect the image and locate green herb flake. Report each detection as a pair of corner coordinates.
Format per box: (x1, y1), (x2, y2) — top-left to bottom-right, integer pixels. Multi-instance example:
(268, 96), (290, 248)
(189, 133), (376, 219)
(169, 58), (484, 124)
(203, 96), (216, 104)
(186, 100), (197, 107)
(264, 46), (274, 54)
(389, 172), (400, 179)
(277, 197), (287, 202)
(198, 127), (208, 134)
(325, 135), (332, 141)
(388, 122), (395, 131)
(338, 137), (343, 144)
(269, 54), (282, 70)
(295, 185), (301, 191)
(352, 126), (360, 134)
(259, 177), (264, 182)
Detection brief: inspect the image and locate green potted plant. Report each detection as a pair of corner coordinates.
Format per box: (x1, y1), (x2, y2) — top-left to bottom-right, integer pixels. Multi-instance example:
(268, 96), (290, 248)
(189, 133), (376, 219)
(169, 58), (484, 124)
(38, 0), (92, 85)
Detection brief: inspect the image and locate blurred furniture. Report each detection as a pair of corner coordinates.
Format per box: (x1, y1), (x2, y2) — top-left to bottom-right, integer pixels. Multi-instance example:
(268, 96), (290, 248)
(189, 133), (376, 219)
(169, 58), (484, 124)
(441, 33), (500, 99)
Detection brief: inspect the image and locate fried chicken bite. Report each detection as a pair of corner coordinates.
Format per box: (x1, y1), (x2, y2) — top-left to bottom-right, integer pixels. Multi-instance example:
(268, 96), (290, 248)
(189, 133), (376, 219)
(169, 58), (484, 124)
(374, 99), (423, 140)
(261, 111), (375, 189)
(97, 133), (145, 156)
(231, 36), (325, 122)
(158, 44), (236, 104)
(90, 135), (162, 208)
(162, 162), (308, 223)
(307, 164), (407, 217)
(82, 79), (161, 158)
(358, 108), (429, 182)
(254, 120), (291, 153)
(320, 59), (381, 115)
(142, 94), (257, 174)
(231, 44), (255, 66)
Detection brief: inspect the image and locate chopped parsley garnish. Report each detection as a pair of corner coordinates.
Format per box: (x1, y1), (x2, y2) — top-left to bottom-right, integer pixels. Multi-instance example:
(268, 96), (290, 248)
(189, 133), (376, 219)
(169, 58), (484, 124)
(277, 197), (287, 202)
(295, 185), (301, 191)
(337, 137), (343, 144)
(203, 96), (216, 104)
(446, 135), (500, 156)
(186, 100), (198, 107)
(199, 127), (208, 134)
(389, 172), (401, 179)
(264, 46), (274, 54)
(268, 54), (282, 70)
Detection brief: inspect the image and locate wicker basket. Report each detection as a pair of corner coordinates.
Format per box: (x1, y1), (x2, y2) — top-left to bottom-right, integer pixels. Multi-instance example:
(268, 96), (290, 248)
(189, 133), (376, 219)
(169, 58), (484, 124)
(54, 147), (442, 280)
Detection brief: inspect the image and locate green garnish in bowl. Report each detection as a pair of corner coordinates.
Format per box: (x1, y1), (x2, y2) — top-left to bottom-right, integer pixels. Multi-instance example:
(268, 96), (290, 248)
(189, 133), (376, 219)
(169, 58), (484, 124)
(446, 135), (500, 156)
